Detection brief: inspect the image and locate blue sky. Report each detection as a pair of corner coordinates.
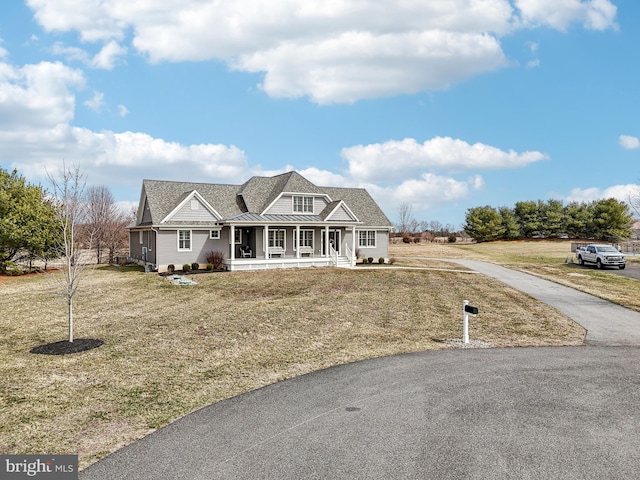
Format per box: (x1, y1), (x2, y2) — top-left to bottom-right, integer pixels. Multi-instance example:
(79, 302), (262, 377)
(1, 0), (639, 228)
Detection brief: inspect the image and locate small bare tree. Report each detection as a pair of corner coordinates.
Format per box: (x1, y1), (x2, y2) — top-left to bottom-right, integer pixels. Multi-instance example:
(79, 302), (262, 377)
(85, 185), (130, 264)
(47, 164), (94, 343)
(396, 202), (419, 235)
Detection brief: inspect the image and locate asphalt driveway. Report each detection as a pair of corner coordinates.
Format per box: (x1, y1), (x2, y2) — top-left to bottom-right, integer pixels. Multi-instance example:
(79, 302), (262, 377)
(447, 259), (640, 346)
(80, 261), (640, 480)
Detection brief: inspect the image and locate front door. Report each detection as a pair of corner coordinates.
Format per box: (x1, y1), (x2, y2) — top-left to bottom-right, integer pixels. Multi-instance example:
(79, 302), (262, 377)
(323, 229), (341, 255)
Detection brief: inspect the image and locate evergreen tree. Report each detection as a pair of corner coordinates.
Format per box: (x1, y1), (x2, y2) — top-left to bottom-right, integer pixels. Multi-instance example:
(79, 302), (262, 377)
(464, 206), (505, 242)
(590, 198), (633, 241)
(0, 168), (61, 271)
(499, 206), (521, 239)
(514, 200), (542, 237)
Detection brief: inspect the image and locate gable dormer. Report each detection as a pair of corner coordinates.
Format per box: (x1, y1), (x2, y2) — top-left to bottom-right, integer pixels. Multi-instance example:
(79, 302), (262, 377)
(322, 200), (359, 222)
(160, 190), (222, 223)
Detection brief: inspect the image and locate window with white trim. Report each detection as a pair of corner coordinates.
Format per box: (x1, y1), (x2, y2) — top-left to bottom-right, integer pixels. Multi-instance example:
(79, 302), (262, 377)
(293, 196), (313, 213)
(210, 230), (220, 240)
(294, 229), (314, 249)
(234, 228), (242, 244)
(268, 229), (286, 248)
(148, 230), (153, 251)
(358, 230), (376, 248)
(178, 230), (192, 251)
(190, 199), (199, 210)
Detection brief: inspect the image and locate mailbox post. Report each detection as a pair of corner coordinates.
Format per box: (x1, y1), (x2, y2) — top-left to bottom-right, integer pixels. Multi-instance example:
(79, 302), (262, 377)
(463, 300), (479, 344)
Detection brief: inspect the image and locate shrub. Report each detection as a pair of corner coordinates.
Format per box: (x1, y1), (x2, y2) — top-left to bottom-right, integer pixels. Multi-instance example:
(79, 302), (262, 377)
(378, 257), (385, 264)
(167, 264), (175, 273)
(367, 257), (374, 264)
(413, 236), (421, 243)
(206, 263), (214, 271)
(355, 248), (361, 259)
(448, 233), (457, 243)
(389, 257), (396, 265)
(205, 250), (225, 270)
(191, 262), (200, 271)
(402, 232), (411, 243)
(182, 263), (191, 272)
(361, 257), (368, 264)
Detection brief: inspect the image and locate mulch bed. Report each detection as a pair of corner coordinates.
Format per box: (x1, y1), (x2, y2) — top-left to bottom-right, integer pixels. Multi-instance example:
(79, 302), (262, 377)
(30, 338), (104, 355)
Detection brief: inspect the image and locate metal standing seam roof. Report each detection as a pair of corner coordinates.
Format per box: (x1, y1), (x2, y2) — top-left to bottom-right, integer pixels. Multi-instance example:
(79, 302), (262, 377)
(227, 213), (354, 224)
(137, 172), (393, 229)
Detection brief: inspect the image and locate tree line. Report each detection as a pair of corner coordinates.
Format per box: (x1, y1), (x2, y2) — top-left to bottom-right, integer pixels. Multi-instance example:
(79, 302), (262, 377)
(463, 198), (635, 243)
(0, 167), (131, 273)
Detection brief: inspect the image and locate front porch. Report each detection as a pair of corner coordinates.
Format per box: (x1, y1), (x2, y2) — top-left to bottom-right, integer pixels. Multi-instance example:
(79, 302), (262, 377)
(224, 223), (357, 271)
(224, 255), (342, 271)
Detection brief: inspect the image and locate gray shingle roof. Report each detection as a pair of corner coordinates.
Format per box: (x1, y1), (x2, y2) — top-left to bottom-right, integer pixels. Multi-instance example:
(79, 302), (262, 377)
(137, 173), (392, 228)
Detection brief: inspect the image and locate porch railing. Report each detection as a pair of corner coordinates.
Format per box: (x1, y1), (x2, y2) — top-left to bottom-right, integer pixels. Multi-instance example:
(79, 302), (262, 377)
(345, 244), (353, 266)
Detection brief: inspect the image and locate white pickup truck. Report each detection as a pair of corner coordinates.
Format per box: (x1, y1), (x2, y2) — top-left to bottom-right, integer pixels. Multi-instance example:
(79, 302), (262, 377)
(575, 244), (626, 269)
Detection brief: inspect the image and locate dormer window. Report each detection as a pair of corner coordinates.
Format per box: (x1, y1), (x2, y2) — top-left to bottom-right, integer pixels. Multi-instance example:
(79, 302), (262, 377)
(293, 196), (313, 213)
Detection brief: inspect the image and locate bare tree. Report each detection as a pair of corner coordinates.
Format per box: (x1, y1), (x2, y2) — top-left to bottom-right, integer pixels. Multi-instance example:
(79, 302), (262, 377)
(630, 188), (640, 218)
(47, 165), (94, 343)
(396, 202), (419, 235)
(103, 209), (133, 264)
(85, 185), (130, 264)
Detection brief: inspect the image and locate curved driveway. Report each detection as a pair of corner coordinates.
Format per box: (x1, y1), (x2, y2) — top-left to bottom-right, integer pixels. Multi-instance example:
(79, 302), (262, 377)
(447, 259), (640, 346)
(80, 261), (640, 480)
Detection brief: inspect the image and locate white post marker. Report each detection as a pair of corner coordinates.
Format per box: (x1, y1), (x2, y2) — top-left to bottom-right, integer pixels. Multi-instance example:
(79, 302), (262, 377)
(462, 300), (479, 344)
(463, 300), (470, 344)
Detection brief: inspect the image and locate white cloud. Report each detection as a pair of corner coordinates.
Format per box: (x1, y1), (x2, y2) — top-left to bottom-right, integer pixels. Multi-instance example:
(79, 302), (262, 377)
(364, 174), (485, 215)
(0, 60), (85, 129)
(341, 137), (549, 182)
(235, 30), (507, 104)
(619, 134), (640, 150)
(52, 40), (127, 70)
(0, 58), (250, 187)
(83, 91), (105, 112)
(91, 41), (127, 70)
(117, 104), (129, 117)
(515, 0), (617, 31)
(298, 167), (352, 188)
(25, 0), (618, 104)
(564, 184), (640, 204)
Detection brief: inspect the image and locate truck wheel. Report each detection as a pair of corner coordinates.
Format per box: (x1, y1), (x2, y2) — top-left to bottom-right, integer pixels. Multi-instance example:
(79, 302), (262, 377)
(596, 259), (603, 269)
(619, 264), (626, 270)
(578, 256), (584, 265)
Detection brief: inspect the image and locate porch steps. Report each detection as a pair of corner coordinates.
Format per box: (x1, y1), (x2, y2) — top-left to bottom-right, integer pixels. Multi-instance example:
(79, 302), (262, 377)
(335, 256), (353, 268)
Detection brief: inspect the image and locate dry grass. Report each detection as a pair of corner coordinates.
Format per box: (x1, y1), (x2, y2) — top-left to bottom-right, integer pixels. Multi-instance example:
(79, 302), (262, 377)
(391, 240), (640, 311)
(1, 255), (585, 467)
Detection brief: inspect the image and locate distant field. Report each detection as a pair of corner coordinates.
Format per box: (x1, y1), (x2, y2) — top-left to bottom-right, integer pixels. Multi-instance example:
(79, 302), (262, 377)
(0, 243), (588, 467)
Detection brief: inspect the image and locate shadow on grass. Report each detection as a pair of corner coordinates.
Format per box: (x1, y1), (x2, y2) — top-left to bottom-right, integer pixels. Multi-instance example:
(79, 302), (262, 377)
(96, 265), (145, 273)
(30, 338), (104, 355)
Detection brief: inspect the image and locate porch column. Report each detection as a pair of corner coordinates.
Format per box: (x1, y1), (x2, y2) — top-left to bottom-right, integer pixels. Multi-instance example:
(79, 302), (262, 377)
(352, 225), (357, 266)
(296, 225), (300, 259)
(230, 225), (235, 260)
(264, 225), (269, 259)
(324, 226), (329, 257)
